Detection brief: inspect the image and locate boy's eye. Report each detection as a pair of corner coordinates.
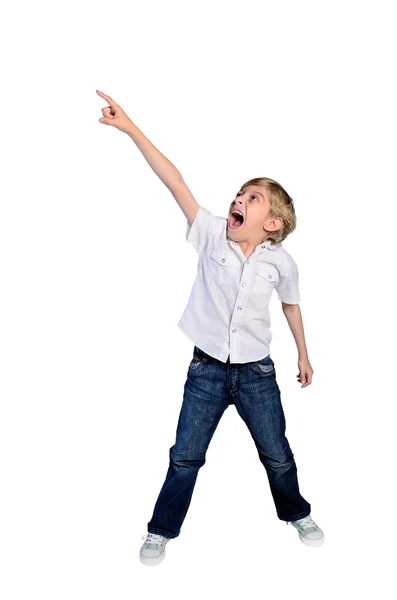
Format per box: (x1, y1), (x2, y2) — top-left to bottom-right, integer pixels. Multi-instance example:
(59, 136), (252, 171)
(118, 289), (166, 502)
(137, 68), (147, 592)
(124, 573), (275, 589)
(237, 192), (257, 199)
(237, 192), (258, 200)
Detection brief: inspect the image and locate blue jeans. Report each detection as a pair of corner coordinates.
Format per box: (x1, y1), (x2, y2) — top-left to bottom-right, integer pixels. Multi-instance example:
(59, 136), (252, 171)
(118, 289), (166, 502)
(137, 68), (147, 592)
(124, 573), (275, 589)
(147, 346), (311, 539)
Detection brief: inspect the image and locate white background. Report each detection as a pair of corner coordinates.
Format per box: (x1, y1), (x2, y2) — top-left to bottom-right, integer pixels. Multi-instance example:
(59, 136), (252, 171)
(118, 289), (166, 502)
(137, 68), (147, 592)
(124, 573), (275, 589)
(1, 0), (396, 598)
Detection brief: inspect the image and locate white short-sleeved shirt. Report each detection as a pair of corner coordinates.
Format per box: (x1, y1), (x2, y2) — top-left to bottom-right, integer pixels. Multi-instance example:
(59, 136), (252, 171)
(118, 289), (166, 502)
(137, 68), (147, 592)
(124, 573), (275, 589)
(177, 206), (300, 364)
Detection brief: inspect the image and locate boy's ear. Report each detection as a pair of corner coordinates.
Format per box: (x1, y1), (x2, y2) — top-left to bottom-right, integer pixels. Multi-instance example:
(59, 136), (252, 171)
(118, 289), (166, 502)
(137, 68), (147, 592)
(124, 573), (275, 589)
(265, 216), (283, 233)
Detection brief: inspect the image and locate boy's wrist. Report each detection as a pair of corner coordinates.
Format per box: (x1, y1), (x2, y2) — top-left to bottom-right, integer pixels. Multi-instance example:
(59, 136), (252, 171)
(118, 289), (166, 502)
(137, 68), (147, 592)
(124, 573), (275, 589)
(125, 120), (139, 138)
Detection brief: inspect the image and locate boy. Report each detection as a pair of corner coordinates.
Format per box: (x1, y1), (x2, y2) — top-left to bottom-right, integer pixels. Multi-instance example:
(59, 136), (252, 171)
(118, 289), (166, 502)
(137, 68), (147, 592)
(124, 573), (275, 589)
(96, 90), (324, 567)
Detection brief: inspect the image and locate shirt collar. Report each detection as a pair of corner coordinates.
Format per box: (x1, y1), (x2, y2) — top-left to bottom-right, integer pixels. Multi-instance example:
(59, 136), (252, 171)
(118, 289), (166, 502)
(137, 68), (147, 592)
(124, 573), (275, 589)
(227, 238), (280, 251)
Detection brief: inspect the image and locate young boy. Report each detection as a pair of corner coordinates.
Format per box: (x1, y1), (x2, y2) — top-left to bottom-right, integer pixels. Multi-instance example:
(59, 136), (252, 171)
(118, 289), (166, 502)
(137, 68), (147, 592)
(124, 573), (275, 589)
(96, 90), (324, 567)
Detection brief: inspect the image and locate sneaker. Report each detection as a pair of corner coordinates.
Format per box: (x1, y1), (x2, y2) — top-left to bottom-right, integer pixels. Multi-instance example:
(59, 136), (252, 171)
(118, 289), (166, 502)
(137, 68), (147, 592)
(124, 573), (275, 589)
(287, 514), (324, 547)
(139, 533), (170, 566)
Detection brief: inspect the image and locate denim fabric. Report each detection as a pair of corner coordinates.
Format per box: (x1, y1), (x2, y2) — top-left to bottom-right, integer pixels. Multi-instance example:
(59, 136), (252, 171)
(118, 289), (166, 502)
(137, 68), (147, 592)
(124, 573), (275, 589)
(147, 346), (311, 539)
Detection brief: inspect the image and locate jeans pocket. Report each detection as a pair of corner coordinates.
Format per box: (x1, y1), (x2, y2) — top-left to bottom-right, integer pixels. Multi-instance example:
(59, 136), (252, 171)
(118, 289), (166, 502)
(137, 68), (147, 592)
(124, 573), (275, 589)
(188, 347), (207, 372)
(253, 355), (276, 376)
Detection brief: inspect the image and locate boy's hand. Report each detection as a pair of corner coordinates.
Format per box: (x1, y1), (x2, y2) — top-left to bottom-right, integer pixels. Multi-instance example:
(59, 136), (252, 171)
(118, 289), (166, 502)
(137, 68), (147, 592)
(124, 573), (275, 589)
(297, 357), (313, 388)
(96, 89), (133, 134)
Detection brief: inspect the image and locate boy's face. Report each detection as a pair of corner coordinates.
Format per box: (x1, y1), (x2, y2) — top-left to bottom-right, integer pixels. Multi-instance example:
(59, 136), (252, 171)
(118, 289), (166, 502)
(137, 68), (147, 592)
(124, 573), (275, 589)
(227, 185), (282, 242)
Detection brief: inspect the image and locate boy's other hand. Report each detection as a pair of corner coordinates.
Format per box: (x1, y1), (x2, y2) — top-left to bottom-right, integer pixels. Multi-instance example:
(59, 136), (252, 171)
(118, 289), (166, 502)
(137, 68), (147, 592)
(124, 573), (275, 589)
(297, 357), (313, 388)
(96, 90), (133, 134)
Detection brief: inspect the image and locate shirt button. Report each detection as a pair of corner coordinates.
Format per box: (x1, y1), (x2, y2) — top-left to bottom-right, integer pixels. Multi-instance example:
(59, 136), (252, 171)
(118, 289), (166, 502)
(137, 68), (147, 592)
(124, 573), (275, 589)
(221, 258), (226, 263)
(268, 274), (272, 279)
(247, 260), (250, 264)
(242, 283), (246, 287)
(237, 306), (242, 310)
(232, 328), (237, 333)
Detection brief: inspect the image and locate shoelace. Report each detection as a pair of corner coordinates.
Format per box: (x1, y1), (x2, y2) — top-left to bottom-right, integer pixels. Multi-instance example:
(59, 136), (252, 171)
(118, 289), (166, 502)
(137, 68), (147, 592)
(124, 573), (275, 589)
(142, 533), (166, 545)
(294, 515), (317, 529)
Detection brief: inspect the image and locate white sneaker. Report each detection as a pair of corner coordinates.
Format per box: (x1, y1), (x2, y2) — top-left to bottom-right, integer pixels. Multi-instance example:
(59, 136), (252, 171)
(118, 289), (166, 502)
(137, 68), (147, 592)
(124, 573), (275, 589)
(287, 514), (324, 546)
(140, 533), (170, 566)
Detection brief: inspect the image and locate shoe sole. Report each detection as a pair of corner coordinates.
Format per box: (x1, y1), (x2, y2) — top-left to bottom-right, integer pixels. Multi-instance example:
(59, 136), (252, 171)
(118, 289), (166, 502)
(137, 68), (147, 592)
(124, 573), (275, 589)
(139, 549), (166, 566)
(299, 534), (325, 547)
(140, 538), (170, 566)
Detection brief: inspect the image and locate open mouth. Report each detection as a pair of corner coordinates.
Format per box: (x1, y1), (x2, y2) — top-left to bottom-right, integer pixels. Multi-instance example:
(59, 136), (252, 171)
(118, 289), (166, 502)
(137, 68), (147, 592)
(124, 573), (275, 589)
(228, 210), (244, 229)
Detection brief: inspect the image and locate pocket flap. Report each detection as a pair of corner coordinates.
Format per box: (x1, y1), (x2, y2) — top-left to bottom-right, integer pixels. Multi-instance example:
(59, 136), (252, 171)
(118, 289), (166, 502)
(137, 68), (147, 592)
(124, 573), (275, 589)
(210, 248), (240, 267)
(255, 264), (279, 283)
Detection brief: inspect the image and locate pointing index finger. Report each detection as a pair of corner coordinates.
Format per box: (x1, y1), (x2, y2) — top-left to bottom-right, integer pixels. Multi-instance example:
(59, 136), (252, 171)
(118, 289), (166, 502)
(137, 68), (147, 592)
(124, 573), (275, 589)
(96, 89), (117, 106)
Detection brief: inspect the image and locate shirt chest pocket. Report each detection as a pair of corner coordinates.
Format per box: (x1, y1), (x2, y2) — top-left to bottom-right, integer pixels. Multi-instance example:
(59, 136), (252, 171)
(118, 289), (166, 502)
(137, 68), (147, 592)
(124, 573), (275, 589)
(207, 248), (240, 284)
(254, 264), (280, 298)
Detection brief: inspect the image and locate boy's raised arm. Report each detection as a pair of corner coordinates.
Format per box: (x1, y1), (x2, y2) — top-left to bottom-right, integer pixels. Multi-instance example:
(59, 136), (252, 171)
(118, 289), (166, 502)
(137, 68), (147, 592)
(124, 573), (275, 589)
(96, 90), (199, 226)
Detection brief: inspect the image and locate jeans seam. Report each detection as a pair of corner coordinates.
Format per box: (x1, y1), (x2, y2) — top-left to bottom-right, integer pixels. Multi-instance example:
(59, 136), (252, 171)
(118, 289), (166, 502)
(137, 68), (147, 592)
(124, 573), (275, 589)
(280, 509), (311, 522)
(148, 526), (178, 539)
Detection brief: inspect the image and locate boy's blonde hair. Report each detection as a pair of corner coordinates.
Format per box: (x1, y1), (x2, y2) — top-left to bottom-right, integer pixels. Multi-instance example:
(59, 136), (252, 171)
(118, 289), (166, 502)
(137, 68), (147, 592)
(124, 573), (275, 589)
(239, 177), (297, 244)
